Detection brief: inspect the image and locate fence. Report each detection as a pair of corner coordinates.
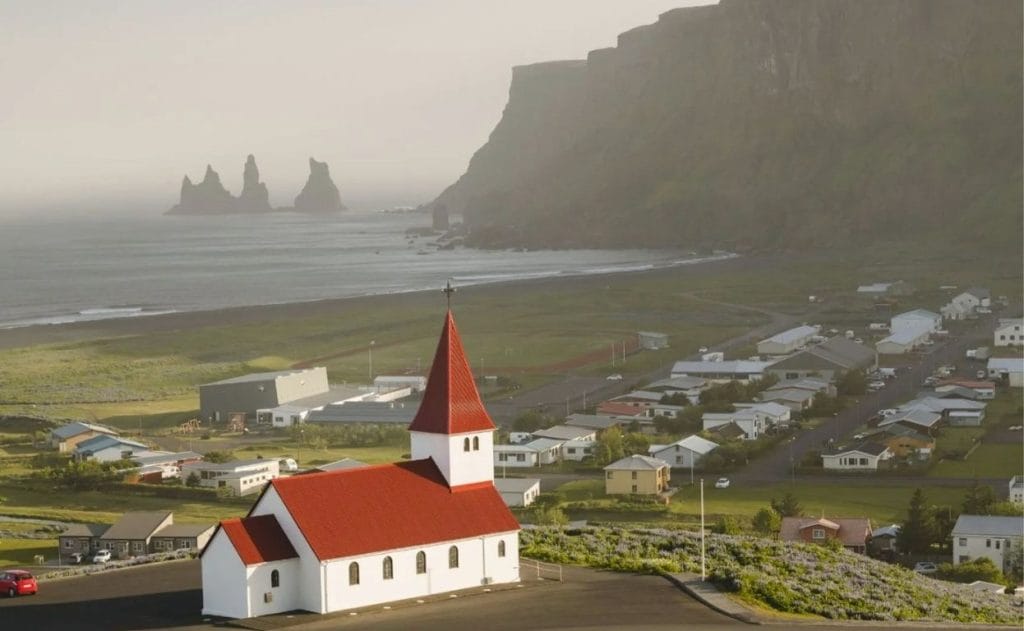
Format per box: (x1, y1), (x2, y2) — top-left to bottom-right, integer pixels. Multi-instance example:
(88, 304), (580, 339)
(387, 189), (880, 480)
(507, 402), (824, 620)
(520, 557), (563, 582)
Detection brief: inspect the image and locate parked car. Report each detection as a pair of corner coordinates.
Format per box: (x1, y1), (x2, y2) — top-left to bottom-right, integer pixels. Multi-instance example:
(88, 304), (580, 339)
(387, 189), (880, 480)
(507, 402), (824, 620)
(698, 347), (709, 353)
(605, 373), (623, 381)
(878, 408), (898, 417)
(868, 381), (886, 391)
(69, 552), (85, 564)
(92, 549), (112, 564)
(0, 570), (37, 597)
(976, 370), (987, 379)
(914, 562), (938, 575)
(714, 477), (731, 489)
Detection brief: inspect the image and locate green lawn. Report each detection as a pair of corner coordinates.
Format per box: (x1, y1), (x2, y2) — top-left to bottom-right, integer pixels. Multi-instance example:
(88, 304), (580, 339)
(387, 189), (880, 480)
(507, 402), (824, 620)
(929, 443), (1024, 479)
(0, 538), (58, 568)
(232, 443), (408, 467)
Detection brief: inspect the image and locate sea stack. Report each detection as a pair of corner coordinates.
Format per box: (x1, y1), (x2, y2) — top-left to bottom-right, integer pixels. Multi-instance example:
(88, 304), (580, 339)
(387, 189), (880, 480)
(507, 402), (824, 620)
(236, 154), (273, 213)
(293, 157), (345, 213)
(167, 165), (236, 215)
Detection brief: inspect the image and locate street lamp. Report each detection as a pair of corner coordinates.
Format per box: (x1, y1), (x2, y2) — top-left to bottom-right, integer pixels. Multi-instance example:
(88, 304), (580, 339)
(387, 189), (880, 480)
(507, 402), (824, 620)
(368, 340), (376, 381)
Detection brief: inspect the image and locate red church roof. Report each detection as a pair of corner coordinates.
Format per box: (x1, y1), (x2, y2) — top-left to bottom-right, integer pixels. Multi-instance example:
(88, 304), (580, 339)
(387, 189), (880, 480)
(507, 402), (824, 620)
(219, 514), (298, 566)
(408, 310), (496, 435)
(268, 459), (519, 561)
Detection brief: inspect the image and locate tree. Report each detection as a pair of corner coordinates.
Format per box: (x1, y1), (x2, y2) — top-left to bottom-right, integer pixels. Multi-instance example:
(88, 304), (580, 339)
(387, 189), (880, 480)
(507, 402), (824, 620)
(936, 557), (1006, 584)
(622, 432), (650, 457)
(204, 450), (235, 463)
(714, 515), (742, 535)
(770, 493), (803, 517)
(836, 370), (867, 396)
(532, 505), (569, 526)
(595, 427), (625, 465)
(511, 410), (551, 432)
(962, 480), (997, 514)
(931, 505), (959, 551)
(898, 488), (937, 555)
(185, 471), (201, 488)
(752, 507), (782, 536)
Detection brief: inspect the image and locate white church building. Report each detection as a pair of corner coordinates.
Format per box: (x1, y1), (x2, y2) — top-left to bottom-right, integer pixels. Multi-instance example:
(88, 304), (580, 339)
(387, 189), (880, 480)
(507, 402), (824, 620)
(201, 311), (521, 619)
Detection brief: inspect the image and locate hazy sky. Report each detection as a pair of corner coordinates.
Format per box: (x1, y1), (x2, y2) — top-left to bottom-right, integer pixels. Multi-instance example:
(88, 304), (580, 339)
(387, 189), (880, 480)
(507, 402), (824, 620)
(1, 1), (712, 215)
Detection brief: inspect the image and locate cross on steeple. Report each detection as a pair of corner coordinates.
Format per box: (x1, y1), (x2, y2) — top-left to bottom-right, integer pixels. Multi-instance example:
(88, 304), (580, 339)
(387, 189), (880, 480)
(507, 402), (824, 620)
(443, 279), (456, 309)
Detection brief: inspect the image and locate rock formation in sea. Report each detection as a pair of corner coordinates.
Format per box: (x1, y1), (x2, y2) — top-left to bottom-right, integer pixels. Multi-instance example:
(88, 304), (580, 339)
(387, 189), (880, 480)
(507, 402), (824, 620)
(293, 158), (346, 213)
(167, 165), (236, 215)
(236, 154), (273, 213)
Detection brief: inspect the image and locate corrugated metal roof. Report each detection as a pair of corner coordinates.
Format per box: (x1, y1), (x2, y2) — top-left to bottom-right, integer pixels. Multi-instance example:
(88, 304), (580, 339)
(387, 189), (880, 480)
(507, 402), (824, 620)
(204, 367), (325, 386)
(532, 425), (596, 441)
(604, 455), (669, 471)
(101, 512), (171, 540)
(219, 515), (298, 566)
(952, 515), (1024, 538)
(761, 325), (819, 346)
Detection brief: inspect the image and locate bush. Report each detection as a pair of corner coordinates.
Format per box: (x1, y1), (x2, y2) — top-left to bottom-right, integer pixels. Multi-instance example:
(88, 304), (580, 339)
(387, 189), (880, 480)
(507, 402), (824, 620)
(936, 557), (1006, 585)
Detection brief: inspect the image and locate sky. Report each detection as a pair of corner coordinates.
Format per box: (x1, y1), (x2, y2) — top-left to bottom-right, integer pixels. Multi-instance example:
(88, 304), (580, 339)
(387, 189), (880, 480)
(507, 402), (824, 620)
(0, 0), (712, 215)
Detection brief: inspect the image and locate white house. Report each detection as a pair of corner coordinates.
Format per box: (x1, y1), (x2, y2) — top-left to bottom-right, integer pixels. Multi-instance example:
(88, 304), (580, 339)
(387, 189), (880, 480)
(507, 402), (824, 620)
(951, 515), (1023, 572)
(702, 403), (790, 441)
(994, 318), (1023, 348)
(182, 459), (281, 496)
(757, 325), (820, 356)
(876, 325), (931, 355)
(560, 440), (595, 462)
(493, 477), (541, 507)
(670, 360), (773, 383)
(941, 288), (990, 321)
(200, 310), (520, 619)
(643, 376), (708, 404)
(891, 309), (942, 334)
(987, 357), (1024, 387)
(649, 435), (718, 469)
(73, 435), (153, 463)
(821, 443), (893, 471)
(494, 438), (562, 468)
(531, 425), (596, 442)
(1009, 476), (1023, 505)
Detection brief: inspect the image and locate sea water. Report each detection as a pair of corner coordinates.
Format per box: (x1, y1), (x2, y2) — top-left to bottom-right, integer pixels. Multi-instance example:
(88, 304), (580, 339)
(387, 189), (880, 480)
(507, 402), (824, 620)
(0, 211), (730, 328)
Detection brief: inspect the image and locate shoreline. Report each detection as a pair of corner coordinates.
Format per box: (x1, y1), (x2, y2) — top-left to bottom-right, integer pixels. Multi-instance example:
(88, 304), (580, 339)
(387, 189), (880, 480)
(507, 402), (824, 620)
(0, 253), (761, 351)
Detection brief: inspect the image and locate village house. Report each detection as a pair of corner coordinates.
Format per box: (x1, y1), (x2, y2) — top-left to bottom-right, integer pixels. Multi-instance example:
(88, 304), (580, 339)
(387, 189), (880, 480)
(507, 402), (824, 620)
(49, 422), (119, 453)
(862, 425), (934, 460)
(643, 376), (709, 404)
(702, 402), (790, 441)
(493, 477), (541, 507)
(59, 511), (215, 560)
(766, 377), (835, 397)
(900, 397), (987, 427)
(994, 318), (1023, 347)
(756, 325), (820, 356)
(304, 401), (416, 426)
(952, 515), (1024, 573)
(531, 425), (597, 443)
(821, 442), (893, 471)
(73, 435), (154, 463)
(765, 337), (876, 382)
(603, 455), (670, 495)
(941, 287), (991, 321)
(200, 310), (520, 619)
(1009, 476), (1023, 504)
(560, 440), (595, 462)
(869, 524), (900, 559)
(758, 387), (816, 412)
(876, 408), (942, 433)
(181, 459), (281, 496)
(259, 386), (372, 427)
(935, 380), (996, 400)
(987, 357), (1024, 387)
(780, 516), (873, 554)
(131, 450), (203, 482)
(670, 360), (773, 383)
(493, 438), (562, 468)
(648, 435), (718, 469)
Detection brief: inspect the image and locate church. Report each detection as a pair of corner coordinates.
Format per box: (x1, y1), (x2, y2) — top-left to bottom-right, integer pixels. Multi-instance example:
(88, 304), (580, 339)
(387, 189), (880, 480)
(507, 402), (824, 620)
(200, 310), (521, 618)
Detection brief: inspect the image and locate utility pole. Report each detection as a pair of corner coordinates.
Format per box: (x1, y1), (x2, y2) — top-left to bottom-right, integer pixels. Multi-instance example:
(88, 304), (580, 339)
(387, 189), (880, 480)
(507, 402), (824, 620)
(700, 478), (706, 581)
(368, 340), (376, 381)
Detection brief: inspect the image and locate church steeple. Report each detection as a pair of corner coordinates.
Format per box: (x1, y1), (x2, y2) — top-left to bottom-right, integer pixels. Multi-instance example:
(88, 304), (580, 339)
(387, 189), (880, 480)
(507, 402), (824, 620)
(409, 308), (495, 488)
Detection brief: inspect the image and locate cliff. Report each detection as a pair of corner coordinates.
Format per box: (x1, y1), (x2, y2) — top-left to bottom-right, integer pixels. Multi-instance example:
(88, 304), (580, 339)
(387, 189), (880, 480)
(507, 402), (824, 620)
(433, 0), (1023, 253)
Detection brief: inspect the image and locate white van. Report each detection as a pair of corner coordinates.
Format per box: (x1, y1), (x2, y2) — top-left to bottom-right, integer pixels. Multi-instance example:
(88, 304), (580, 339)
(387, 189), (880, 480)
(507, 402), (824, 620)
(279, 458), (298, 472)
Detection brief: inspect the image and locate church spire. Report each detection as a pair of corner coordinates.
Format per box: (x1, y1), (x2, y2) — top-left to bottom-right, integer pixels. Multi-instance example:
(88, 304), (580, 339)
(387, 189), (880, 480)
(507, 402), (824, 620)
(408, 309), (495, 435)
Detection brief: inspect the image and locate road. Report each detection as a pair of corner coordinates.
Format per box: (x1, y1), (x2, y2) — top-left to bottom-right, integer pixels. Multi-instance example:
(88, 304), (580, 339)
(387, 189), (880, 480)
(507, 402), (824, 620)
(736, 312), (1000, 484)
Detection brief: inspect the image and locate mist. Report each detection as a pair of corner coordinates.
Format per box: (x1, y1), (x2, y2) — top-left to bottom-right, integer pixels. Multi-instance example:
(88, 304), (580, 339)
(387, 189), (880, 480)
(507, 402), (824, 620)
(0, 0), (711, 216)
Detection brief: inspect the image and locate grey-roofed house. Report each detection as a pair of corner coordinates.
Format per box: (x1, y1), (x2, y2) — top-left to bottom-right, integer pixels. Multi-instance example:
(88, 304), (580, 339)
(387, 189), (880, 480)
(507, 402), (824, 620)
(766, 377), (836, 396)
(100, 511), (174, 559)
(758, 387), (816, 412)
(670, 360), (773, 382)
(757, 325), (820, 356)
(494, 438), (564, 468)
(766, 337), (877, 383)
(181, 458), (280, 496)
(649, 435), (718, 469)
(493, 477), (541, 507)
(877, 408), (942, 432)
(987, 357), (1024, 387)
(199, 367), (329, 424)
(821, 442), (893, 471)
(305, 401), (416, 425)
(532, 425), (597, 442)
(952, 515), (1024, 572)
(604, 455), (671, 495)
(59, 523), (110, 556)
(260, 385), (369, 427)
(564, 414), (626, 431)
(149, 523), (215, 553)
(876, 325), (931, 355)
(869, 524), (901, 557)
(49, 422), (119, 453)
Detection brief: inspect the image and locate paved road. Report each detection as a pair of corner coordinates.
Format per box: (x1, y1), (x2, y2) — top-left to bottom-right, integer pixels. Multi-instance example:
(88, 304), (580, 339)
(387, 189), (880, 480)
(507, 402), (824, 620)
(0, 559), (981, 631)
(736, 313), (1000, 485)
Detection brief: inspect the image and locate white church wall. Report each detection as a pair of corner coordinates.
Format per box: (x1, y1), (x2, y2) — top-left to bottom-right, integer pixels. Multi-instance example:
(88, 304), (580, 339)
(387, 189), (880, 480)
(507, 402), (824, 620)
(250, 487), (327, 613)
(201, 529), (249, 619)
(322, 531), (519, 613)
(409, 431), (495, 487)
(247, 558), (302, 618)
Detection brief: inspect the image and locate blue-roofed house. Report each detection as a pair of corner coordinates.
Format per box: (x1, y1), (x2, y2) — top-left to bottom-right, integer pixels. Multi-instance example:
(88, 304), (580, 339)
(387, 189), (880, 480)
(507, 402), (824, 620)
(74, 435), (153, 463)
(49, 422), (119, 453)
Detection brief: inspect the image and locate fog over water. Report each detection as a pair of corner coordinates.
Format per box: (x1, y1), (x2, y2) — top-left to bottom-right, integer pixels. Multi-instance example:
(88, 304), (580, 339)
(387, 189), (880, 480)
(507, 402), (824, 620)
(1, 1), (709, 216)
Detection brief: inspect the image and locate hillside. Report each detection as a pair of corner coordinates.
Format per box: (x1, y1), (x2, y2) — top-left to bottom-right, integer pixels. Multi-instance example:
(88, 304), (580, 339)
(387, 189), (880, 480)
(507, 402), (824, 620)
(434, 0), (1023, 254)
(521, 525), (1022, 624)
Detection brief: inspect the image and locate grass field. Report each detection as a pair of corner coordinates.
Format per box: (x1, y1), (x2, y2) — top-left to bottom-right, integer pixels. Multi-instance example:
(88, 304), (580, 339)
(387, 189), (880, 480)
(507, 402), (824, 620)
(929, 443), (1024, 479)
(0, 538), (58, 568)
(232, 443), (408, 467)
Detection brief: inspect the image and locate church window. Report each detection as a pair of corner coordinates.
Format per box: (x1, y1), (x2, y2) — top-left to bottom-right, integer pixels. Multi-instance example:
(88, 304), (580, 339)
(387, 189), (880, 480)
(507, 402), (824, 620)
(383, 556), (394, 580)
(473, 436), (480, 451)
(271, 569), (280, 588)
(348, 562), (360, 585)
(416, 551), (426, 574)
(463, 437), (470, 452)
(448, 545), (459, 569)
(498, 540), (506, 558)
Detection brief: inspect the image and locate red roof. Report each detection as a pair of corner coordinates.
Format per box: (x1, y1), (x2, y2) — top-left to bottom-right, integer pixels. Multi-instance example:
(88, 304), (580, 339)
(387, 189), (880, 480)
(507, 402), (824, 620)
(269, 459), (519, 561)
(408, 310), (496, 435)
(596, 402), (646, 417)
(219, 514), (298, 566)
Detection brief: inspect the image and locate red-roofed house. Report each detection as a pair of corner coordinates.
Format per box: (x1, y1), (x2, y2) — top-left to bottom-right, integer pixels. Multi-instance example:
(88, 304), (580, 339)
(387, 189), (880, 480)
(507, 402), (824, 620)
(201, 310), (521, 619)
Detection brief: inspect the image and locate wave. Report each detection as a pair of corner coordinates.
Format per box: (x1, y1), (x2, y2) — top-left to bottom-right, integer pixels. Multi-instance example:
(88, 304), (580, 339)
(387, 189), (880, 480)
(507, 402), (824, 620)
(0, 307), (179, 330)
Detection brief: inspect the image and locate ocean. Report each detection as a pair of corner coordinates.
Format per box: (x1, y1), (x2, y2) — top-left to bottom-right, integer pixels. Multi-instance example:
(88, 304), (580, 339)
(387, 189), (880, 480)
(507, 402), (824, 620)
(0, 212), (731, 329)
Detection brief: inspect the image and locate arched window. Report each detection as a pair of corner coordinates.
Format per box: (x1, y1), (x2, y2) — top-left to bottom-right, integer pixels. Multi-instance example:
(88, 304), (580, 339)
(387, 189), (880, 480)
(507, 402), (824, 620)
(416, 550), (427, 574)
(271, 569), (280, 588)
(383, 556), (394, 580)
(497, 540), (506, 558)
(472, 436), (480, 451)
(448, 545), (459, 569)
(463, 437), (470, 452)
(348, 562), (360, 585)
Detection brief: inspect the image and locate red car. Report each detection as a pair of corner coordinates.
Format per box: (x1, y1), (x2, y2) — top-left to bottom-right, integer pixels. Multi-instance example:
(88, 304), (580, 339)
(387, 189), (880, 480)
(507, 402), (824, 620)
(1, 570), (37, 597)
